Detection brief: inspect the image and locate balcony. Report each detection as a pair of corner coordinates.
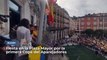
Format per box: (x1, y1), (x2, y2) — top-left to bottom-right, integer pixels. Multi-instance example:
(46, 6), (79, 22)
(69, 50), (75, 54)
(47, 26), (69, 31)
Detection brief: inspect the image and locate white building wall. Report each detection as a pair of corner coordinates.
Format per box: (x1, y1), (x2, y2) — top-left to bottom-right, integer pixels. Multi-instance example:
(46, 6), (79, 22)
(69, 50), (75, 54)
(21, 1), (31, 23)
(69, 19), (76, 31)
(14, 0), (32, 23)
(0, 0), (9, 35)
(0, 0), (33, 35)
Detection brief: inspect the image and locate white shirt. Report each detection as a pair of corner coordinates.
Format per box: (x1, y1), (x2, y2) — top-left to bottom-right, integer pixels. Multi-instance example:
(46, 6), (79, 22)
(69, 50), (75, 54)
(17, 26), (32, 46)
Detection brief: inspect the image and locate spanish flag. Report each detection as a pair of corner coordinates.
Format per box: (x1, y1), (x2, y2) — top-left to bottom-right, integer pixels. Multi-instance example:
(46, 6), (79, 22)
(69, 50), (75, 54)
(47, 0), (57, 25)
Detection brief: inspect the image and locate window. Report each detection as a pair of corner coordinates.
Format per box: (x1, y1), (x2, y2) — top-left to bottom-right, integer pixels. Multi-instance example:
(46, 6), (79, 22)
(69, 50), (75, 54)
(94, 17), (96, 20)
(81, 22), (84, 25)
(100, 22), (103, 25)
(94, 27), (96, 30)
(31, 16), (34, 24)
(81, 27), (84, 30)
(87, 22), (90, 25)
(88, 17), (90, 20)
(94, 22), (97, 25)
(81, 27), (83, 29)
(81, 18), (84, 20)
(87, 27), (90, 29)
(9, 0), (20, 29)
(9, 0), (19, 12)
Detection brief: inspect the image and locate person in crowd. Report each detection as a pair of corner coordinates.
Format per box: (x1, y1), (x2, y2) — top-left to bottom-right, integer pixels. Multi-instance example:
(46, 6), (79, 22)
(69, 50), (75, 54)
(30, 24), (38, 47)
(16, 18), (32, 60)
(65, 35), (69, 44)
(17, 18), (32, 46)
(0, 37), (6, 60)
(5, 25), (20, 60)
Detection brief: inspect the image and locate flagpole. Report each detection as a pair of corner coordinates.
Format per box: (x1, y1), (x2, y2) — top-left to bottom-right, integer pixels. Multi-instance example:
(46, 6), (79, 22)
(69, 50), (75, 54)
(38, 0), (46, 45)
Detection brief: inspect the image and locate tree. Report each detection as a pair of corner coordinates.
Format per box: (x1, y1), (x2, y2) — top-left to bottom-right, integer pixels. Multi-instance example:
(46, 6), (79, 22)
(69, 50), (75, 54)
(103, 30), (107, 38)
(84, 29), (94, 37)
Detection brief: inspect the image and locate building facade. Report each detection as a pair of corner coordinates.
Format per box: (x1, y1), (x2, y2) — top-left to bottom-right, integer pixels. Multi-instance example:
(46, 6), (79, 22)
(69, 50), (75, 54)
(45, 3), (70, 45)
(0, 0), (70, 46)
(70, 17), (77, 31)
(74, 13), (107, 31)
(0, 0), (37, 35)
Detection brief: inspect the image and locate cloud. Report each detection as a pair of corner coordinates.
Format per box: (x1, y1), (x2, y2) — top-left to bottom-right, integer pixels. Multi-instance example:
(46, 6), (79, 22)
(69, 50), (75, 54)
(57, 0), (107, 17)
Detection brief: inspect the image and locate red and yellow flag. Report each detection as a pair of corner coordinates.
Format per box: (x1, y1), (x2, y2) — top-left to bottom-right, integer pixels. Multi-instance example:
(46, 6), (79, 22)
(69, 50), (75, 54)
(47, 0), (57, 25)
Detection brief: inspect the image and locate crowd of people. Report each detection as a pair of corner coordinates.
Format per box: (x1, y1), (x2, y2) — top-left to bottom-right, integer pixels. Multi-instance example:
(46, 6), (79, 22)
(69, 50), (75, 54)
(71, 34), (107, 56)
(0, 18), (39, 60)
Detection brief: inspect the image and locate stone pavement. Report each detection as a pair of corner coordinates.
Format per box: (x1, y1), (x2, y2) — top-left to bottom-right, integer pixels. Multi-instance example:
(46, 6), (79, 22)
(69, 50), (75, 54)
(47, 54), (69, 60)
